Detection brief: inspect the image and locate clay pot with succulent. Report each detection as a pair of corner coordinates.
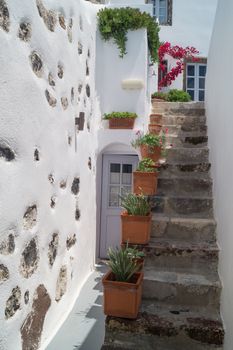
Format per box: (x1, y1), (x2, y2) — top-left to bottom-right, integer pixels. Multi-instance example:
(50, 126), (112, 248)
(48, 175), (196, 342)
(133, 158), (159, 195)
(120, 192), (151, 245)
(102, 246), (143, 319)
(104, 111), (137, 129)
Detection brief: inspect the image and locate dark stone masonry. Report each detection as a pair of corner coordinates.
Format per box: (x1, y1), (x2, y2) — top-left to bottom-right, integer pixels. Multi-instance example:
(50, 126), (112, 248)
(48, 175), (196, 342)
(36, 0), (57, 32)
(5, 286), (21, 319)
(71, 177), (80, 195)
(0, 0), (10, 32)
(30, 51), (43, 78)
(20, 238), (39, 278)
(55, 266), (68, 302)
(18, 22), (32, 41)
(23, 205), (37, 230)
(0, 144), (15, 161)
(45, 89), (57, 107)
(48, 232), (59, 266)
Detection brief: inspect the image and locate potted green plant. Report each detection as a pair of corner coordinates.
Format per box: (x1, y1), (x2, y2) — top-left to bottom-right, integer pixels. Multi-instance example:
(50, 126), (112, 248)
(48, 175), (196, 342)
(132, 132), (165, 162)
(120, 193), (151, 245)
(104, 112), (137, 129)
(121, 242), (146, 270)
(102, 247), (143, 319)
(133, 158), (159, 195)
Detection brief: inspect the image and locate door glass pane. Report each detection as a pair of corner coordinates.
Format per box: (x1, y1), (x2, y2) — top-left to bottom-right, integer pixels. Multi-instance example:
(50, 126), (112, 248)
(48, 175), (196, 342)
(122, 164), (132, 185)
(187, 90), (195, 100)
(187, 78), (195, 89)
(199, 90), (205, 101)
(121, 186), (131, 198)
(109, 186), (120, 207)
(159, 8), (166, 16)
(110, 163), (120, 184)
(187, 65), (195, 76)
(199, 78), (205, 89)
(199, 65), (206, 77)
(160, 0), (166, 5)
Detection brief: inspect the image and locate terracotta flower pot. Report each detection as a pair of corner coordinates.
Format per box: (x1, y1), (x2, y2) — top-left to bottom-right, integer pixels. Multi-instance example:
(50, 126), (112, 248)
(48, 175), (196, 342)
(133, 171), (158, 195)
(150, 113), (162, 124)
(148, 124), (162, 135)
(109, 118), (135, 129)
(121, 212), (152, 245)
(102, 270), (143, 319)
(140, 144), (161, 162)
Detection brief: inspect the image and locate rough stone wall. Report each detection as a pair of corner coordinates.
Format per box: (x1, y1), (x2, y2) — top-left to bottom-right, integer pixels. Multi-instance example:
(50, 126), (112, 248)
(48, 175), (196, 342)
(0, 0), (100, 349)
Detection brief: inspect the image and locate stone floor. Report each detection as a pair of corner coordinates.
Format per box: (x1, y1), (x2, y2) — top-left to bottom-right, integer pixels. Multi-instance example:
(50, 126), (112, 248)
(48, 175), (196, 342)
(46, 265), (106, 350)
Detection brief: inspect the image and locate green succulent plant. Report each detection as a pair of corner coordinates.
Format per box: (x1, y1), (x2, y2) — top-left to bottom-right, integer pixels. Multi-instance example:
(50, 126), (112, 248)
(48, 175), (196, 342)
(120, 192), (150, 216)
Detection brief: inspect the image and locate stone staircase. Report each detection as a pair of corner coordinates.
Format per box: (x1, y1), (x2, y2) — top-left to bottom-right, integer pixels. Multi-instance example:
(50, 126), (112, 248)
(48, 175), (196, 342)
(101, 101), (224, 350)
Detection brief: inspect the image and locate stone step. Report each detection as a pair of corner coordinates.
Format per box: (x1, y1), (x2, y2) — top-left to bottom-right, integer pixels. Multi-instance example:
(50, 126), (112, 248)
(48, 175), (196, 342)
(151, 214), (216, 243)
(149, 195), (213, 217)
(162, 124), (207, 134)
(165, 135), (208, 148)
(142, 238), (218, 273)
(103, 303), (224, 349)
(165, 147), (209, 163)
(158, 162), (211, 178)
(157, 177), (212, 197)
(151, 101), (205, 116)
(143, 268), (221, 309)
(150, 114), (206, 126)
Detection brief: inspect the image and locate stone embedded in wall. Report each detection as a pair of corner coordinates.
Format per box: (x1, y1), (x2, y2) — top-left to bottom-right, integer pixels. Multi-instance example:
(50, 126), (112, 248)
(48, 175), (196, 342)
(78, 42), (83, 55)
(75, 112), (85, 131)
(60, 180), (67, 189)
(29, 51), (43, 78)
(75, 208), (80, 221)
(86, 84), (90, 98)
(79, 16), (83, 31)
(48, 174), (55, 184)
(88, 48), (91, 58)
(50, 196), (57, 209)
(21, 285), (51, 350)
(20, 238), (39, 278)
(66, 234), (76, 250)
(0, 144), (15, 161)
(0, 264), (9, 283)
(23, 205), (37, 230)
(55, 266), (67, 302)
(18, 22), (32, 42)
(59, 14), (66, 30)
(0, 0), (10, 32)
(34, 148), (40, 161)
(48, 72), (55, 87)
(78, 84), (82, 95)
(36, 0), (57, 32)
(87, 120), (90, 132)
(48, 232), (59, 267)
(68, 135), (72, 146)
(0, 232), (15, 255)
(45, 89), (57, 107)
(61, 97), (68, 110)
(71, 87), (74, 104)
(24, 290), (29, 305)
(71, 177), (80, 195)
(67, 18), (73, 43)
(5, 286), (21, 319)
(86, 61), (89, 76)
(88, 157), (92, 170)
(57, 63), (64, 79)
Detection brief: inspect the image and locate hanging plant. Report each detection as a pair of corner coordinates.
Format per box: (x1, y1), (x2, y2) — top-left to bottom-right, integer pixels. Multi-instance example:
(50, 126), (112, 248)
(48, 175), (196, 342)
(97, 7), (160, 63)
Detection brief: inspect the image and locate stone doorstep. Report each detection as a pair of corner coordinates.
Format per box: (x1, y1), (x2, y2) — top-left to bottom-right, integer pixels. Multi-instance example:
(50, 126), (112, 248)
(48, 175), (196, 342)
(104, 302), (224, 347)
(151, 101), (205, 110)
(149, 195), (214, 218)
(142, 268), (221, 308)
(151, 214), (216, 243)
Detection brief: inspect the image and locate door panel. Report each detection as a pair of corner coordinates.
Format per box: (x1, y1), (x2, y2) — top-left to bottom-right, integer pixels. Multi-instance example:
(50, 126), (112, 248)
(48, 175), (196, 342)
(99, 154), (138, 258)
(186, 63), (207, 101)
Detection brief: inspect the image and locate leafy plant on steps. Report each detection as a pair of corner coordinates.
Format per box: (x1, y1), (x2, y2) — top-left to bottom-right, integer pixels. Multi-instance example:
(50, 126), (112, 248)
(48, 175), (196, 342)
(152, 89), (191, 102)
(136, 158), (158, 172)
(104, 112), (137, 119)
(120, 192), (150, 216)
(97, 7), (160, 62)
(132, 132), (166, 149)
(107, 246), (140, 282)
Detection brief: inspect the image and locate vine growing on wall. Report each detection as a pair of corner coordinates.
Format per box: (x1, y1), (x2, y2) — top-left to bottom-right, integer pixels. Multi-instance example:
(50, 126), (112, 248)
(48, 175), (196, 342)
(97, 7), (160, 63)
(158, 42), (199, 89)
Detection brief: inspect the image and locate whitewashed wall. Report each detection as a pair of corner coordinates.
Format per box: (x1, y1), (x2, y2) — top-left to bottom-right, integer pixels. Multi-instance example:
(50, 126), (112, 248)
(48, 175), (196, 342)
(158, 0), (218, 91)
(206, 0), (233, 348)
(0, 0), (101, 349)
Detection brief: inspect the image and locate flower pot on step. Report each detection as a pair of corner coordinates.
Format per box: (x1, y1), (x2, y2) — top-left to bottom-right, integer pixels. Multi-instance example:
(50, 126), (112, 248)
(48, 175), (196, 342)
(150, 113), (162, 124)
(148, 124), (162, 135)
(140, 144), (161, 162)
(109, 118), (135, 129)
(102, 270), (143, 319)
(121, 212), (152, 245)
(133, 171), (158, 195)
